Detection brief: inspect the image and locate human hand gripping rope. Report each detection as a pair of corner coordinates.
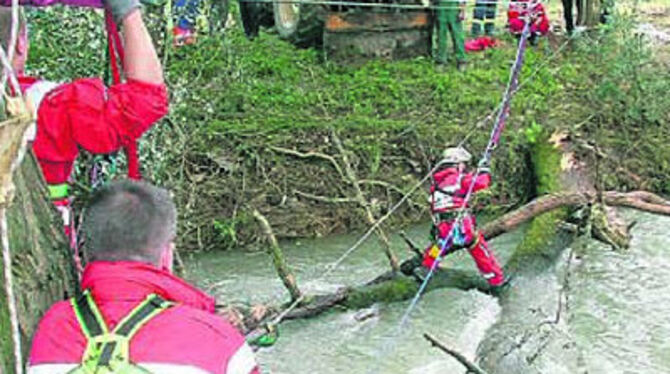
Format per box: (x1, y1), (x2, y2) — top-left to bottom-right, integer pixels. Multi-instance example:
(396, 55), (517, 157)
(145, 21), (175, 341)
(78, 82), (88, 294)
(251, 12), (572, 347)
(399, 16), (531, 329)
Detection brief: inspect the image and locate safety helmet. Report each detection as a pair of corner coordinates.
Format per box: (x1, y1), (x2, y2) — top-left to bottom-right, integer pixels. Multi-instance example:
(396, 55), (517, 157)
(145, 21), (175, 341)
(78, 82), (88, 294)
(441, 147), (472, 164)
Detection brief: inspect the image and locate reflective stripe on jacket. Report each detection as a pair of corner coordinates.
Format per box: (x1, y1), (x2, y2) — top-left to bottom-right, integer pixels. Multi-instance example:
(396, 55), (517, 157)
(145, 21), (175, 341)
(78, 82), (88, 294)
(430, 167), (491, 213)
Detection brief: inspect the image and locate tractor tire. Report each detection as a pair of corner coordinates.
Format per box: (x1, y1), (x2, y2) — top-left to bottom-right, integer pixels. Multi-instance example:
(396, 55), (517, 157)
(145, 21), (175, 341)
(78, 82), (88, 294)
(273, 2), (325, 48)
(238, 0), (274, 39)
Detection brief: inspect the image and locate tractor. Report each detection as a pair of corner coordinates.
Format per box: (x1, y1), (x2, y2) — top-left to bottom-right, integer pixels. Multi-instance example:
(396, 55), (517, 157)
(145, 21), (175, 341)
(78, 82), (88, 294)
(237, 0), (433, 62)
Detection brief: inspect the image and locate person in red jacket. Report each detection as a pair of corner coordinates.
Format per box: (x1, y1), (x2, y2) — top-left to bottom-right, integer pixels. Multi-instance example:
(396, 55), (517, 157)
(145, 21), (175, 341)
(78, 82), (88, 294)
(507, 0), (550, 45)
(421, 147), (505, 287)
(28, 180), (260, 374)
(0, 1), (168, 241)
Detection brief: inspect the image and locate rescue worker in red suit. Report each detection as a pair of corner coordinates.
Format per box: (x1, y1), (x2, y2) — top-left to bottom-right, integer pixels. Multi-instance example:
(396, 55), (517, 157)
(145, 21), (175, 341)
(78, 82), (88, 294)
(27, 180), (260, 374)
(422, 147), (505, 287)
(507, 0), (550, 45)
(0, 0), (168, 243)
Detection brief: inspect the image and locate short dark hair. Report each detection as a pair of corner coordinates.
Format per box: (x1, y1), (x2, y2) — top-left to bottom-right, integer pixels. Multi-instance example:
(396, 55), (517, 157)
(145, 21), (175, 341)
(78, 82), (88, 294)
(82, 180), (177, 264)
(0, 7), (26, 52)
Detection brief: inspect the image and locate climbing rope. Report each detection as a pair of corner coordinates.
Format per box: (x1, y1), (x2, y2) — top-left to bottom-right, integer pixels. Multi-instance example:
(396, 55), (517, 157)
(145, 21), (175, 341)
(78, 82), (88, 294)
(267, 165), (440, 326)
(361, 19), (533, 374)
(0, 1), (26, 372)
(458, 33), (574, 149)
(239, 0), (521, 11)
(0, 0), (20, 96)
(263, 21), (573, 333)
(1, 208), (23, 374)
(402, 17), (531, 328)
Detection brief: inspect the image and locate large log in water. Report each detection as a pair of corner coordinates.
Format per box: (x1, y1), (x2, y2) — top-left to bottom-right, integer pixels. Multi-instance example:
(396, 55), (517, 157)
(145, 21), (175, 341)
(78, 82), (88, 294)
(245, 131), (669, 339)
(0, 115), (75, 372)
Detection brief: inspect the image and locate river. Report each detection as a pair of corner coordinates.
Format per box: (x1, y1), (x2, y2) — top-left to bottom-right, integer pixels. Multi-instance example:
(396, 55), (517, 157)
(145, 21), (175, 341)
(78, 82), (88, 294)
(185, 210), (670, 373)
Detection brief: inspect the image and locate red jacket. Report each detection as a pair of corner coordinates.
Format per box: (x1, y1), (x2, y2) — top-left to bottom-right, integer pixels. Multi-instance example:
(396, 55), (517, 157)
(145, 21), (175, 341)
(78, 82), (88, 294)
(20, 76), (168, 184)
(430, 167), (491, 213)
(28, 262), (259, 374)
(507, 0), (550, 36)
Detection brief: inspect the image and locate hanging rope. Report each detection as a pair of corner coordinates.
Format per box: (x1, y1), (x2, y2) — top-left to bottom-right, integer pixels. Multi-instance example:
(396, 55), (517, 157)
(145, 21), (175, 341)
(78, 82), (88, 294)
(400, 18), (531, 329)
(361, 20), (533, 374)
(1, 207), (23, 374)
(238, 0), (518, 10)
(258, 24), (574, 334)
(0, 0), (21, 96)
(1, 0), (27, 372)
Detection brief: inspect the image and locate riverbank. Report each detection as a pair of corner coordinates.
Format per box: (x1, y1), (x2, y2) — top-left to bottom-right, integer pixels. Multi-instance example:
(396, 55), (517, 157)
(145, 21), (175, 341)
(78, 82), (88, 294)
(25, 3), (670, 255)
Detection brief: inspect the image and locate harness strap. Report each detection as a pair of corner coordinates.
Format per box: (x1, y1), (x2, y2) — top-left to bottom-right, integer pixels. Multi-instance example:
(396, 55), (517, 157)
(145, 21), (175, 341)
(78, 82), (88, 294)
(103, 10), (142, 181)
(71, 290), (108, 339)
(114, 294), (171, 337)
(71, 291), (173, 369)
(48, 183), (70, 201)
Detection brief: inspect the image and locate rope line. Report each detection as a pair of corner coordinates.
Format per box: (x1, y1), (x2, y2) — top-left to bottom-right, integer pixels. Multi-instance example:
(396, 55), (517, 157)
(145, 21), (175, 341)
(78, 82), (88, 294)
(402, 17), (531, 329)
(266, 21), (573, 331)
(458, 34), (573, 148)
(1, 0), (21, 96)
(270, 165), (438, 325)
(1, 207), (24, 374)
(363, 20), (533, 374)
(239, 0), (521, 10)
(1, 0), (26, 372)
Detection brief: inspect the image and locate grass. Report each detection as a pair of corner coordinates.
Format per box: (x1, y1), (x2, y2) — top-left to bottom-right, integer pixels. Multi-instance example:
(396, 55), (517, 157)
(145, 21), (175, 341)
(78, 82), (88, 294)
(21, 2), (670, 252)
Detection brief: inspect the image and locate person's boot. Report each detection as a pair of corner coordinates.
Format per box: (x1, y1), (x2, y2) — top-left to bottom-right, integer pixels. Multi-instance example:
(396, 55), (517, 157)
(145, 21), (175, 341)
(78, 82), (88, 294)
(489, 275), (512, 297)
(400, 256), (422, 277)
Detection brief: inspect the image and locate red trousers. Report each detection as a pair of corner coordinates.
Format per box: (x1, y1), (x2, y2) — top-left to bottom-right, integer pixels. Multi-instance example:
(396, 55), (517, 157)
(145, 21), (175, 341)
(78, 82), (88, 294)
(423, 216), (505, 286)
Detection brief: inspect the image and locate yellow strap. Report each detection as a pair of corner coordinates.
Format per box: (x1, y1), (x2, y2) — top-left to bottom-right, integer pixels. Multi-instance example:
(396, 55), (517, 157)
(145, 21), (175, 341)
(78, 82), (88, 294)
(48, 183), (69, 200)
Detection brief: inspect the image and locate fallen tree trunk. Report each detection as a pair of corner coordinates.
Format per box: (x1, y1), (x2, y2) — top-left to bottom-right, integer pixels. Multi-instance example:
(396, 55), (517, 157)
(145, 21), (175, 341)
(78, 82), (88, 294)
(243, 132), (668, 342)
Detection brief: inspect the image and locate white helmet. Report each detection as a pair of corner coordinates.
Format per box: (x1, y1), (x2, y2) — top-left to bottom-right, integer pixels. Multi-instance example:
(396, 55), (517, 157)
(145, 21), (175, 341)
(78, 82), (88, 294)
(441, 147), (472, 164)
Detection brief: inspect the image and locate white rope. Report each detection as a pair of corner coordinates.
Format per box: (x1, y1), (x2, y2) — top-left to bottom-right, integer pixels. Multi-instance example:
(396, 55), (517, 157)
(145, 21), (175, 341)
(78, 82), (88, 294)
(1, 0), (21, 96)
(240, 0), (517, 10)
(1, 207), (24, 374)
(1, 1), (25, 372)
(269, 165), (438, 325)
(458, 34), (574, 148)
(0, 45), (22, 97)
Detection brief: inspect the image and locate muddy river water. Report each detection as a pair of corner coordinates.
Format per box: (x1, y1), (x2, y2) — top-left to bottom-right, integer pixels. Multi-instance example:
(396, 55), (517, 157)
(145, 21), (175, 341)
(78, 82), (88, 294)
(185, 210), (670, 373)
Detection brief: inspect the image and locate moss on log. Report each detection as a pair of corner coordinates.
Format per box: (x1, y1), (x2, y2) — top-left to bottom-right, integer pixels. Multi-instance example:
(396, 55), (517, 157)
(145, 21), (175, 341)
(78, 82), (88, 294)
(505, 133), (567, 276)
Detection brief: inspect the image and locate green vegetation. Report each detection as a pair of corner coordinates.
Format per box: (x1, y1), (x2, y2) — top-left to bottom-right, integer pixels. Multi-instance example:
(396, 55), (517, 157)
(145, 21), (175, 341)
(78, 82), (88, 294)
(24, 6), (670, 253)
(505, 131), (567, 275)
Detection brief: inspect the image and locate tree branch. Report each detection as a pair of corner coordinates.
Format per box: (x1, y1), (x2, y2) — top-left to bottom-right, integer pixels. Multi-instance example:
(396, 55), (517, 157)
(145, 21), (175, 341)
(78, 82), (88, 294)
(480, 193), (589, 240)
(252, 209), (302, 301)
(294, 189), (358, 204)
(268, 145), (345, 180)
(424, 333), (489, 374)
(603, 191), (670, 216)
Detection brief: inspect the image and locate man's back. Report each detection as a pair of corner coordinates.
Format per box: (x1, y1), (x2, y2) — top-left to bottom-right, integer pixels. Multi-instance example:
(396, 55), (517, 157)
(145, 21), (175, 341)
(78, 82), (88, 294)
(28, 262), (258, 374)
